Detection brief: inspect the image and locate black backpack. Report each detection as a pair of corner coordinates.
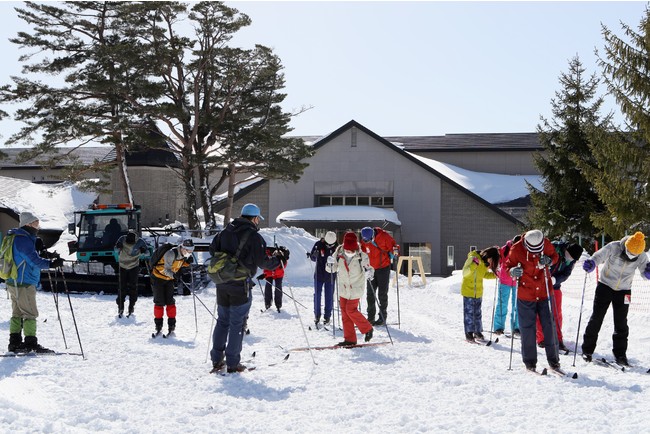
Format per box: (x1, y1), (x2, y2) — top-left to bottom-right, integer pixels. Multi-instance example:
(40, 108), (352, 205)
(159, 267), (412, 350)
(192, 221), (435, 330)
(149, 243), (174, 269)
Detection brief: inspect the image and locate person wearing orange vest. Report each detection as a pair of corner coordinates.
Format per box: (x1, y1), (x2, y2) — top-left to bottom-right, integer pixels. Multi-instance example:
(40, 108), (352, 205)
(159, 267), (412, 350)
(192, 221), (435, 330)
(360, 226), (396, 326)
(151, 239), (194, 336)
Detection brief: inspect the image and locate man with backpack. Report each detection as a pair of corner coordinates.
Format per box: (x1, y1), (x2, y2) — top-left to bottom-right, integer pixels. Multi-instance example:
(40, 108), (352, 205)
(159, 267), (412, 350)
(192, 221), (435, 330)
(114, 231), (148, 317)
(360, 226), (397, 326)
(5, 212), (63, 353)
(150, 238), (195, 336)
(208, 203), (285, 374)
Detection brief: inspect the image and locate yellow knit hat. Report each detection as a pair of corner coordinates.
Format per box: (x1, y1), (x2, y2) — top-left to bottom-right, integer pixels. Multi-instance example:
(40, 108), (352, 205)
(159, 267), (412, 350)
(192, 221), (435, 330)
(625, 231), (646, 256)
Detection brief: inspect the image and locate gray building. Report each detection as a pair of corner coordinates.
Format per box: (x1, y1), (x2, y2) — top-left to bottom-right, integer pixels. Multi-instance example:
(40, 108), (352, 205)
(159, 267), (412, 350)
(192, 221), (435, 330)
(223, 120), (526, 276)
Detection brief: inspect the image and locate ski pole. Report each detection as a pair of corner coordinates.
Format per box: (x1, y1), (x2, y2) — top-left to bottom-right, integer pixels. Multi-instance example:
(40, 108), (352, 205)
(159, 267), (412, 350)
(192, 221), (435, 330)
(205, 289), (218, 364)
(367, 276), (394, 345)
(487, 277), (499, 346)
(47, 269), (67, 349)
(190, 263), (198, 334)
(572, 272), (589, 367)
(192, 290), (218, 321)
(281, 260), (317, 365)
(508, 265), (520, 371)
(331, 269), (336, 338)
(260, 277), (309, 310)
(542, 263), (560, 361)
(59, 263), (85, 360)
(395, 257), (401, 329)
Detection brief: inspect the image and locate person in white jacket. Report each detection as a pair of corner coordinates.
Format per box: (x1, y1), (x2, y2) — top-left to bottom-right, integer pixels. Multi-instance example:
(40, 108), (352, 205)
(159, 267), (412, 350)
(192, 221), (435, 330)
(326, 231), (374, 346)
(581, 231), (650, 366)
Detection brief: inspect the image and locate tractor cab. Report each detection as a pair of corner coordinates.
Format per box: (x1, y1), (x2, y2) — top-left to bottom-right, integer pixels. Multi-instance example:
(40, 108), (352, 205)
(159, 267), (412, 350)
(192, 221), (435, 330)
(68, 204), (142, 264)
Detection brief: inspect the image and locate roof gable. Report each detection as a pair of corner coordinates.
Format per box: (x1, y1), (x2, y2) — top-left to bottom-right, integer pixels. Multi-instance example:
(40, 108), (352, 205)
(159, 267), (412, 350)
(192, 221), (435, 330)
(311, 120), (522, 225)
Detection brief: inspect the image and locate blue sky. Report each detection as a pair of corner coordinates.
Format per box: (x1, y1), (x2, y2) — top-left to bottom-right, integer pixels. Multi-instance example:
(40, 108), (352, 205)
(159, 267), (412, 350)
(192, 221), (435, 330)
(1, 1), (648, 139)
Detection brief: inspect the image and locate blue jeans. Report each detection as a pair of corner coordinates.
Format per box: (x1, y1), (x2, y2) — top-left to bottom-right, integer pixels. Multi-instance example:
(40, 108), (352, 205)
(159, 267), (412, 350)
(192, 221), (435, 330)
(210, 286), (252, 368)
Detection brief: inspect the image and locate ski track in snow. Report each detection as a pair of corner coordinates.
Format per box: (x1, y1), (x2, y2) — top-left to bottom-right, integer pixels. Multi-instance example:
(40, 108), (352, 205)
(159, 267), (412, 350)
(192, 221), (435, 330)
(1, 256), (650, 432)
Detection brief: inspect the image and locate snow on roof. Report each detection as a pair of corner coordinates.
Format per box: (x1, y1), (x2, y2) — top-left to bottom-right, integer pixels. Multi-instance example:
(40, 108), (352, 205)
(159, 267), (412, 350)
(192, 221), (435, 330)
(0, 176), (97, 230)
(277, 206), (401, 226)
(408, 152), (543, 204)
(214, 175), (264, 202)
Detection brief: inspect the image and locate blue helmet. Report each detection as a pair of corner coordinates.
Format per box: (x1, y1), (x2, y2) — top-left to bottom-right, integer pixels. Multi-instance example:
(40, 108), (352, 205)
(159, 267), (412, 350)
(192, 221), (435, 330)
(361, 227), (374, 242)
(241, 203), (264, 220)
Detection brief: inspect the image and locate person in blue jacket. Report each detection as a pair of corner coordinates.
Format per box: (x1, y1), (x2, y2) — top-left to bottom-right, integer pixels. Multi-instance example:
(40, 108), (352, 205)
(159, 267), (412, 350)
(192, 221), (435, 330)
(6, 212), (63, 353)
(309, 231), (338, 326)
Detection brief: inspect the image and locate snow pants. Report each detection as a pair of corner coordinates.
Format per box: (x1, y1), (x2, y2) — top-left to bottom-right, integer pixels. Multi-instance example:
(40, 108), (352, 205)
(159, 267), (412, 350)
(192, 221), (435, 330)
(211, 284), (252, 368)
(340, 297), (372, 344)
(152, 277), (176, 331)
(518, 299), (559, 368)
(366, 266), (390, 322)
(493, 282), (519, 332)
(536, 288), (563, 345)
(463, 296), (483, 334)
(117, 266), (139, 310)
(581, 282), (631, 358)
(7, 283), (38, 337)
(314, 277), (335, 322)
(264, 277), (283, 310)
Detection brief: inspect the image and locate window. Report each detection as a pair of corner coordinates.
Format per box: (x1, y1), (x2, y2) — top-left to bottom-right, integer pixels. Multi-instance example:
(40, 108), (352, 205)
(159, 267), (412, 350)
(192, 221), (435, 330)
(402, 242), (432, 274)
(315, 195), (394, 209)
(447, 245), (454, 267)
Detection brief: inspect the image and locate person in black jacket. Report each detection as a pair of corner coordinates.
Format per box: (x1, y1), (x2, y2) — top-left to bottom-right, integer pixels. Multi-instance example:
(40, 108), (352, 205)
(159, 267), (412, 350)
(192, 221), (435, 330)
(309, 231), (338, 326)
(208, 203), (285, 374)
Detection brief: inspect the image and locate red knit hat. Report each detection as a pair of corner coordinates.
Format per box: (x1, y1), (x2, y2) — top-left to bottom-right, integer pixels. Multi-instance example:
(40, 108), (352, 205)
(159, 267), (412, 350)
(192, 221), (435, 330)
(343, 232), (359, 251)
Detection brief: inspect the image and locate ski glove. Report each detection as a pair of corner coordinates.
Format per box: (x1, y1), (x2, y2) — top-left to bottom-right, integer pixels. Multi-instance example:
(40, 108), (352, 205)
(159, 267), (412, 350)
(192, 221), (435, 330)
(50, 258), (64, 269)
(509, 266), (523, 278)
(185, 255), (194, 264)
(326, 256), (336, 265)
(256, 273), (266, 280)
(365, 269), (374, 281)
(583, 259), (596, 273)
(643, 263), (650, 280)
(539, 255), (552, 266)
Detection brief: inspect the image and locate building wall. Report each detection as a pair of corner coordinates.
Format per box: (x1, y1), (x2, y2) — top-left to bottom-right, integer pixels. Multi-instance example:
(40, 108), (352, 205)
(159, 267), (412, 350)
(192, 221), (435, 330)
(410, 150), (540, 175)
(267, 126), (444, 273)
(440, 182), (522, 274)
(103, 166), (185, 228)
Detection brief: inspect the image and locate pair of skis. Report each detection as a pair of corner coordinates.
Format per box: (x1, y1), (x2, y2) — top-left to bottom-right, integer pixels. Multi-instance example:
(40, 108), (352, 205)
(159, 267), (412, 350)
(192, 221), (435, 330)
(210, 353), (291, 375)
(2, 351), (83, 357)
(151, 330), (174, 339)
(528, 366), (579, 379)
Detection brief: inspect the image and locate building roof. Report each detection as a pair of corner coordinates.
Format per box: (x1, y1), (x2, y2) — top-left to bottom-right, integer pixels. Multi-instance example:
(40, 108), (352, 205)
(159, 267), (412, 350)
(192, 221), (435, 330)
(385, 132), (541, 152)
(313, 120), (523, 225)
(0, 147), (113, 168)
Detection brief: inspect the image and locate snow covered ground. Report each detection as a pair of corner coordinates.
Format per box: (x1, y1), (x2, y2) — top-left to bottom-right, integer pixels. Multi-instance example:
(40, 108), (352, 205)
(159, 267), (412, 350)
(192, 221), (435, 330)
(2, 227), (650, 433)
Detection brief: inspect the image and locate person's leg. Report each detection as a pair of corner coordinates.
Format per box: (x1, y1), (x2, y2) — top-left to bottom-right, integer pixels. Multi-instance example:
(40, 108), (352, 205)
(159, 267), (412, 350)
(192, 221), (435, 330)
(375, 266), (390, 322)
(264, 279), (273, 309)
(518, 300), (538, 368)
(323, 279), (334, 322)
(210, 288), (230, 366)
(225, 289), (252, 368)
(347, 298), (372, 335)
(274, 277), (283, 310)
(493, 283), (508, 332)
(313, 279), (323, 322)
(611, 289), (631, 359)
(582, 283), (613, 356)
(340, 297), (356, 343)
(554, 288), (563, 344)
(539, 300), (560, 366)
(127, 267), (139, 313)
(366, 278), (377, 323)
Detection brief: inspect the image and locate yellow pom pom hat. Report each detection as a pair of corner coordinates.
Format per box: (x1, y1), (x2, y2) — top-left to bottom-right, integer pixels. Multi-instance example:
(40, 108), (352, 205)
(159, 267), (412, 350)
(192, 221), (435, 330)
(624, 231), (646, 256)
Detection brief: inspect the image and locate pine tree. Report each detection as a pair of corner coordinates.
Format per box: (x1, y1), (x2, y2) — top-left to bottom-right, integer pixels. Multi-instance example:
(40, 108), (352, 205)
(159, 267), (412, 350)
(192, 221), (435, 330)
(581, 8), (650, 238)
(528, 55), (608, 242)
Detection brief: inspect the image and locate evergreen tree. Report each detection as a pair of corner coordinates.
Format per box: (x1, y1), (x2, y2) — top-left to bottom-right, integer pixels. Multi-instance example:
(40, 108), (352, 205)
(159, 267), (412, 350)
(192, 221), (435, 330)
(0, 2), (155, 200)
(581, 8), (650, 238)
(528, 55), (608, 242)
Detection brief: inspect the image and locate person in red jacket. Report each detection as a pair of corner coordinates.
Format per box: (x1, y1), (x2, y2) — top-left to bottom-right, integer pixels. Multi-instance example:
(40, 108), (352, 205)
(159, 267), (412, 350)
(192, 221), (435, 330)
(360, 226), (397, 326)
(263, 246), (287, 313)
(505, 229), (561, 373)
